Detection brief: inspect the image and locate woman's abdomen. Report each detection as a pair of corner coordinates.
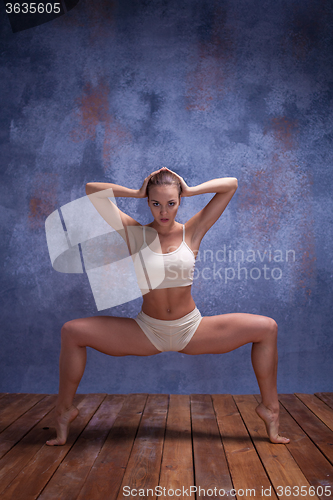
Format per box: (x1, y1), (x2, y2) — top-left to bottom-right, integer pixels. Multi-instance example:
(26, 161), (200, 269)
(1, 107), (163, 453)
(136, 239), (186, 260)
(141, 286), (196, 320)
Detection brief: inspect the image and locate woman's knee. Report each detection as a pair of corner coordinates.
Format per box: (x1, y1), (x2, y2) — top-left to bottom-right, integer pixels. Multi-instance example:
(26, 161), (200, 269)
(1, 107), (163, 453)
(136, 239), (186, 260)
(255, 315), (277, 342)
(61, 319), (81, 343)
(265, 317), (278, 339)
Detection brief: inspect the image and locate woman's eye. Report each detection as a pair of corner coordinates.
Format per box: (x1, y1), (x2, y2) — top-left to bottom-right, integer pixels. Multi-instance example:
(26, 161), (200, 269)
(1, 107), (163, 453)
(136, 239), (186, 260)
(169, 202), (175, 206)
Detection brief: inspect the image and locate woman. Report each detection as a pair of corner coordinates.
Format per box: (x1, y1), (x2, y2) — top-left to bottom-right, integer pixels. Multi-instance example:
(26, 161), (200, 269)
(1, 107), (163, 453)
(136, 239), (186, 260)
(46, 167), (289, 446)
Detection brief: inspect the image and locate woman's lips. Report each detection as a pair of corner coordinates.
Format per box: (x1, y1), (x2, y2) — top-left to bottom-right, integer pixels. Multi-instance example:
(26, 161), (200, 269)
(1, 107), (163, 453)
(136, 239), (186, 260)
(160, 218), (169, 222)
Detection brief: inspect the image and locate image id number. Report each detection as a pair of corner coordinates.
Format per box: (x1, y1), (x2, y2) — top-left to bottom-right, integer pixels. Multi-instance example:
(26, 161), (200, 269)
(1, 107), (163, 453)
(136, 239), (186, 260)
(6, 3), (61, 14)
(276, 485), (331, 496)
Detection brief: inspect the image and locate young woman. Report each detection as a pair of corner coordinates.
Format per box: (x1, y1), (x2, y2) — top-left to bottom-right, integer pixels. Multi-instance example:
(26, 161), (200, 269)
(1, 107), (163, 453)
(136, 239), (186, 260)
(46, 167), (289, 446)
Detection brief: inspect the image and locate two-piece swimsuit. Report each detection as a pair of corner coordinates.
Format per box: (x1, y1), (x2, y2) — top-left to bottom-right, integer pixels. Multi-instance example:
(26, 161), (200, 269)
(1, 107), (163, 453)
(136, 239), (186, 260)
(133, 224), (202, 352)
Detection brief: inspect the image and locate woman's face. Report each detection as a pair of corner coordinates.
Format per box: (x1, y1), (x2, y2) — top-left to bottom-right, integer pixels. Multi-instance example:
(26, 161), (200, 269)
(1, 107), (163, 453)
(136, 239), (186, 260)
(147, 185), (180, 226)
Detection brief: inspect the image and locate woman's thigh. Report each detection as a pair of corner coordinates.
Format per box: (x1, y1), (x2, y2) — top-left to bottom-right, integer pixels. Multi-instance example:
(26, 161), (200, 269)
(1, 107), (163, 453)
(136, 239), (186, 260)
(63, 316), (161, 357)
(180, 313), (277, 355)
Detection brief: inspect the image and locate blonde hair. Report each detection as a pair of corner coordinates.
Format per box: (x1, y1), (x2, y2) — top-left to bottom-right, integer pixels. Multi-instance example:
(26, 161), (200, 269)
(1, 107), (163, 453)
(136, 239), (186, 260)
(146, 170), (182, 199)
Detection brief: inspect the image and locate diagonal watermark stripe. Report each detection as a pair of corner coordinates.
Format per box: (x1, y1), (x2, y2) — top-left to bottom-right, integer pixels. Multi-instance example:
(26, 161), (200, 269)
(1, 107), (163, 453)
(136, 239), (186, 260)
(45, 189), (165, 310)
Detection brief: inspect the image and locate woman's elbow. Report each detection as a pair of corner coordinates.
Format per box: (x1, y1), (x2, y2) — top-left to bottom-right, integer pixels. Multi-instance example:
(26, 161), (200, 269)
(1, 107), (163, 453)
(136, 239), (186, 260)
(85, 183), (94, 195)
(231, 178), (238, 190)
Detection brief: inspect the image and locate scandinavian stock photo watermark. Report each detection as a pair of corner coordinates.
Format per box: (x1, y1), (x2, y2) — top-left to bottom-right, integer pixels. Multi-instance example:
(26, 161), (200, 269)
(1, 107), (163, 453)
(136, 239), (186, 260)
(188, 245), (296, 284)
(45, 190), (296, 311)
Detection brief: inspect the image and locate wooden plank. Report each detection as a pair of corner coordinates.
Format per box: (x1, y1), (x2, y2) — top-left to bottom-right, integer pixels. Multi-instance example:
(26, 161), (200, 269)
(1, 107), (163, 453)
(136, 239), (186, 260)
(77, 393), (148, 500)
(234, 395), (318, 500)
(0, 394), (104, 499)
(158, 394), (194, 500)
(0, 394), (85, 494)
(253, 395), (333, 500)
(315, 393), (333, 411)
(296, 394), (333, 432)
(212, 394), (277, 500)
(38, 394), (126, 500)
(0, 395), (56, 460)
(0, 393), (46, 433)
(117, 394), (169, 500)
(0, 392), (330, 500)
(191, 394), (233, 499)
(279, 394), (333, 465)
(0, 393), (20, 409)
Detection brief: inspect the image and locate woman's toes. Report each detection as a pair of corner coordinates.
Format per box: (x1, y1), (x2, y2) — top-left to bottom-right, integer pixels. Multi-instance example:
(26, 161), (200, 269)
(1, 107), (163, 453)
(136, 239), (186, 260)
(45, 406), (79, 446)
(255, 403), (289, 444)
(46, 437), (66, 446)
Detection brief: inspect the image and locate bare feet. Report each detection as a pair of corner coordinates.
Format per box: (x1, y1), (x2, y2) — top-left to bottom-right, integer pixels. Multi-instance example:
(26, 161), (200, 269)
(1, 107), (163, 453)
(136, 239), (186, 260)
(255, 403), (290, 444)
(46, 406), (79, 446)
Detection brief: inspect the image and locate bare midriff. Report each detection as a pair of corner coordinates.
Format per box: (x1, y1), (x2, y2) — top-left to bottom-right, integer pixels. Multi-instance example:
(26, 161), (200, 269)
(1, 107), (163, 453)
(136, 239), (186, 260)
(141, 285), (196, 320)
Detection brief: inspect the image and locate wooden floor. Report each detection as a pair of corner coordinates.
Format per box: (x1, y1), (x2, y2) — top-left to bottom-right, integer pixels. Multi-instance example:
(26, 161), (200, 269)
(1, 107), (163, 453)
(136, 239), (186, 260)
(0, 393), (332, 499)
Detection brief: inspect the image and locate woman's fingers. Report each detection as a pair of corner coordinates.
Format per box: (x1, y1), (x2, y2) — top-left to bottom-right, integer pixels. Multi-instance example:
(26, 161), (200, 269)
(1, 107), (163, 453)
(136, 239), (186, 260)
(162, 168), (188, 191)
(151, 167), (165, 176)
(163, 167), (184, 182)
(138, 168), (164, 198)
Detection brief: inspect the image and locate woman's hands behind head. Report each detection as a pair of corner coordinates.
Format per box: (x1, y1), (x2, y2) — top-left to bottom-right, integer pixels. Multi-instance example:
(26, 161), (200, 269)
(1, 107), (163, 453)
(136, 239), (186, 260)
(137, 168), (167, 198)
(161, 168), (190, 197)
(138, 167), (190, 199)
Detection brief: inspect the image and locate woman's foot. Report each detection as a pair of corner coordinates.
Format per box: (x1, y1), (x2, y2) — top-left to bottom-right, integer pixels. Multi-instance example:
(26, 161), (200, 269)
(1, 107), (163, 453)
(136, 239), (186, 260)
(255, 403), (290, 444)
(46, 406), (79, 446)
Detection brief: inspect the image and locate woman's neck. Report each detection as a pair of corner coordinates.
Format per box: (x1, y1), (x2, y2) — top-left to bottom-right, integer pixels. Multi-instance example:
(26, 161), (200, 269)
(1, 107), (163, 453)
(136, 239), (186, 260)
(149, 220), (180, 235)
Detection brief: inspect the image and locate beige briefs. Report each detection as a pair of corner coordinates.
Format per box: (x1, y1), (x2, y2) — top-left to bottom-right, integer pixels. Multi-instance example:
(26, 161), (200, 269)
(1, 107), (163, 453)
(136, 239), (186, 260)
(134, 307), (203, 352)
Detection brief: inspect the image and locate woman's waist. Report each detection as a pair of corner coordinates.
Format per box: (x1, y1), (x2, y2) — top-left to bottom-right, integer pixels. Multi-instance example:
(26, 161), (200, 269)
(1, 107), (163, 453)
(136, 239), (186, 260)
(141, 286), (195, 320)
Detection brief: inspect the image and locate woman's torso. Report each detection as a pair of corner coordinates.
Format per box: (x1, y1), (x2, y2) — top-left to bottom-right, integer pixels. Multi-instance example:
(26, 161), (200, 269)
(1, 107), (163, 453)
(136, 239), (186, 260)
(142, 286), (196, 320)
(134, 222), (199, 320)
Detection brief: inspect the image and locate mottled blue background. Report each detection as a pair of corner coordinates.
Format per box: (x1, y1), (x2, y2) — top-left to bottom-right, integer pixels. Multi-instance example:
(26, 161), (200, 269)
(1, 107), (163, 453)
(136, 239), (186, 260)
(1, 0), (332, 394)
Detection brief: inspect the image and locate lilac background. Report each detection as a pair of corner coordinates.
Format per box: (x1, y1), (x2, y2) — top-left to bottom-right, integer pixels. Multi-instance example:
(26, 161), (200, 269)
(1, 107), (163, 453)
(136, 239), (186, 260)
(0, 0), (332, 393)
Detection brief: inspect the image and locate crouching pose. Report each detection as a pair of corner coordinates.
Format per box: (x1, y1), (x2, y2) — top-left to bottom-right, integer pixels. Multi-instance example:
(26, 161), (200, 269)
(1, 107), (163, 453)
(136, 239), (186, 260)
(46, 167), (290, 446)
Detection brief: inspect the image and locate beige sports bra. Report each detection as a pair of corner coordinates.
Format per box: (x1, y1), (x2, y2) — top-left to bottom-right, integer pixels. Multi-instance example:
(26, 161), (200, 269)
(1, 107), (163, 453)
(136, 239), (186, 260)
(133, 224), (195, 292)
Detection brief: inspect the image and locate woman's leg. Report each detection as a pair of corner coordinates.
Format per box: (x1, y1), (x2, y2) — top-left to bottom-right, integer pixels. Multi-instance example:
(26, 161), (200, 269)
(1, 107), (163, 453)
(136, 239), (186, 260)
(46, 315), (160, 445)
(180, 313), (290, 444)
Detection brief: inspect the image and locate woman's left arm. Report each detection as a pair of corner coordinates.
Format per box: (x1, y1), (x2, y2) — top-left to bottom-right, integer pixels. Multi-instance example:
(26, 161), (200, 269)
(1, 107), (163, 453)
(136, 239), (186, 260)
(183, 177), (238, 197)
(164, 168), (238, 243)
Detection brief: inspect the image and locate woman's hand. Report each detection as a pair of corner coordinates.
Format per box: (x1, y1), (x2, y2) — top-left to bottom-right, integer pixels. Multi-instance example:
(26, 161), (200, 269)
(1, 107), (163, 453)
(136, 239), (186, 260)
(137, 167), (191, 198)
(161, 167), (191, 196)
(137, 167), (167, 198)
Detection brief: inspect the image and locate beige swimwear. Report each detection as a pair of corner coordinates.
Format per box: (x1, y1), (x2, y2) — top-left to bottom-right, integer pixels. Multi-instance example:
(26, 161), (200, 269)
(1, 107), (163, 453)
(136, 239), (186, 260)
(133, 224), (202, 352)
(134, 307), (203, 352)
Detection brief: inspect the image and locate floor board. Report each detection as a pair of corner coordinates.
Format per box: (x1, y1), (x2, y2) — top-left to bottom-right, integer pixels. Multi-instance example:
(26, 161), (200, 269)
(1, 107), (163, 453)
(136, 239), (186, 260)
(0, 393), (332, 499)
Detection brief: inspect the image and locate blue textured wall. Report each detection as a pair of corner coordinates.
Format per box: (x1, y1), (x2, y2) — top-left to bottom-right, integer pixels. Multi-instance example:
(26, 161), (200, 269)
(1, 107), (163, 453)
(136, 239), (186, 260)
(1, 0), (332, 394)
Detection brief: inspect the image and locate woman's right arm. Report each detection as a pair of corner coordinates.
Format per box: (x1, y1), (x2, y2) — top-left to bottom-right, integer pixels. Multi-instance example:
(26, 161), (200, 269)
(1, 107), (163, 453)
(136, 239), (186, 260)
(85, 169), (164, 252)
(85, 182), (142, 233)
(85, 182), (140, 198)
(85, 168), (165, 226)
